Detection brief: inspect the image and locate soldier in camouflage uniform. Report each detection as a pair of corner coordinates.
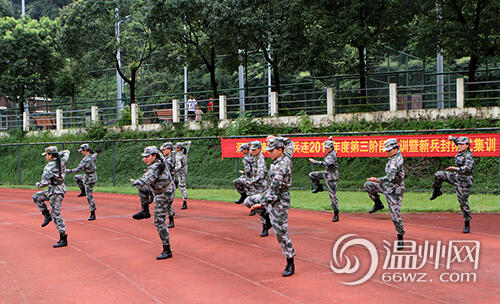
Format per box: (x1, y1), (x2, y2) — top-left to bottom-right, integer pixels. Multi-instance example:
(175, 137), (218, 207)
(174, 141), (191, 210)
(430, 136), (474, 233)
(66, 144), (98, 221)
(246, 141), (268, 217)
(245, 136), (296, 277)
(233, 142), (254, 205)
(131, 146), (175, 260)
(161, 142), (176, 228)
(364, 138), (405, 250)
(32, 146), (70, 248)
(308, 136), (340, 222)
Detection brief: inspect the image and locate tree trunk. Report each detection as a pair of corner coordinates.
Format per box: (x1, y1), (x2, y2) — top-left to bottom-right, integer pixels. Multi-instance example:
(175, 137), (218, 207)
(129, 70), (136, 104)
(466, 53), (479, 101)
(357, 46), (367, 104)
(272, 53), (280, 94)
(209, 47), (218, 98)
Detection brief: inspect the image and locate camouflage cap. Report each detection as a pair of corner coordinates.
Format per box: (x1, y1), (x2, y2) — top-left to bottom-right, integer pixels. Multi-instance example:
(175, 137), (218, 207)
(141, 146), (160, 157)
(78, 143), (90, 152)
(323, 140), (335, 149)
(456, 136), (470, 145)
(42, 146), (58, 156)
(160, 142), (174, 150)
(238, 142), (250, 151)
(249, 140), (262, 150)
(174, 142), (183, 149)
(265, 137), (284, 151)
(382, 138), (399, 151)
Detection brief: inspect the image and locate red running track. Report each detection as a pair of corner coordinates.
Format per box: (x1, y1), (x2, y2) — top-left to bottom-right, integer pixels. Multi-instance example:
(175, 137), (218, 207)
(0, 188), (498, 304)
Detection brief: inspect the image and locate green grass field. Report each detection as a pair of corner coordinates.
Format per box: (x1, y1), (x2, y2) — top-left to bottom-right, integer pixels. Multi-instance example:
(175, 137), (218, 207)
(2, 185), (498, 213)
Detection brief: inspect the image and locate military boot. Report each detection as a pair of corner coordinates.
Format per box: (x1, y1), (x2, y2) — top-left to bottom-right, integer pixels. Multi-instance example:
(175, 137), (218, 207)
(181, 200), (187, 210)
(332, 210), (339, 222)
(132, 204), (151, 220)
(369, 197), (384, 214)
(41, 209), (52, 227)
(88, 210), (96, 221)
(429, 187), (443, 200)
(260, 212), (272, 237)
(397, 234), (404, 250)
(156, 245), (173, 260)
(235, 193), (247, 204)
(311, 183), (324, 194)
(53, 232), (68, 248)
(463, 220), (470, 233)
(168, 216), (175, 228)
(282, 257), (295, 277)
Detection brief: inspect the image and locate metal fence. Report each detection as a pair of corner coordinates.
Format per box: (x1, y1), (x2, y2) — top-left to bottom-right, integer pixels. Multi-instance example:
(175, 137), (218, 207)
(1, 78), (499, 132)
(0, 129), (498, 193)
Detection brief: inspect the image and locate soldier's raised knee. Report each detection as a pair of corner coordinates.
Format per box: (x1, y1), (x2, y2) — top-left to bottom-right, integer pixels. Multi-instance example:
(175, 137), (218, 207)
(364, 181), (374, 189)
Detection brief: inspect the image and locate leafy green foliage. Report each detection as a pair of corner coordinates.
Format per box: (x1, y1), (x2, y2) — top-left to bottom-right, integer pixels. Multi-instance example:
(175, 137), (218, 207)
(86, 122), (107, 140)
(0, 0), (12, 17)
(297, 110), (313, 133)
(0, 17), (63, 112)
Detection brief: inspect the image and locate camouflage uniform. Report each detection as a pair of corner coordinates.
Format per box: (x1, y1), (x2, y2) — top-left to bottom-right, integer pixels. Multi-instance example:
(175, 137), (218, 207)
(67, 145), (98, 212)
(244, 137), (296, 259)
(364, 139), (405, 235)
(309, 141), (339, 213)
(174, 141), (191, 201)
(33, 148), (70, 235)
(132, 146), (175, 246)
(233, 143), (255, 196)
(433, 137), (474, 221)
(161, 142), (177, 218)
(248, 144), (268, 196)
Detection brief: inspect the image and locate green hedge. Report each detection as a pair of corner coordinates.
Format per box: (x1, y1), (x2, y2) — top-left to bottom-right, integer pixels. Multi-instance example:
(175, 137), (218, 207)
(0, 117), (498, 193)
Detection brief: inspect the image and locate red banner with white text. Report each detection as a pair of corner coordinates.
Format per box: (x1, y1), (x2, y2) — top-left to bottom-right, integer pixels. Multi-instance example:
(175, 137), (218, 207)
(220, 133), (500, 158)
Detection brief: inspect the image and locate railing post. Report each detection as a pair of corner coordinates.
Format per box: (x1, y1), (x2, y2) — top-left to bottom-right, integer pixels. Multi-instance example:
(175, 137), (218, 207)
(91, 106), (99, 122)
(172, 99), (180, 123)
(389, 83), (397, 112)
(56, 109), (63, 130)
(270, 92), (278, 116)
(326, 87), (335, 116)
(22, 112), (29, 131)
(131, 103), (138, 126)
(219, 95), (227, 120)
(456, 77), (465, 108)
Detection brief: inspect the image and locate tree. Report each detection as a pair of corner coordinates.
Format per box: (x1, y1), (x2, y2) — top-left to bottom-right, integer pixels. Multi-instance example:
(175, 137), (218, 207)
(0, 17), (62, 112)
(27, 0), (72, 20)
(411, 0), (499, 85)
(301, 0), (414, 102)
(146, 0), (235, 98)
(59, 0), (155, 105)
(54, 58), (89, 115)
(233, 0), (308, 94)
(0, 0), (12, 17)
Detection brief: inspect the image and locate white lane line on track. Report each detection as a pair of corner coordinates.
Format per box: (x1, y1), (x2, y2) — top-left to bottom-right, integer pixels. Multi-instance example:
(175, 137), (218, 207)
(79, 222), (304, 304)
(15, 224), (164, 304)
(175, 224), (450, 304)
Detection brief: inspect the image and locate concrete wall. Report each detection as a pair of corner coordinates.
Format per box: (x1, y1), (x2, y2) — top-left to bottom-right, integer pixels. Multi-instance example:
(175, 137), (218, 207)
(2, 106), (497, 138)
